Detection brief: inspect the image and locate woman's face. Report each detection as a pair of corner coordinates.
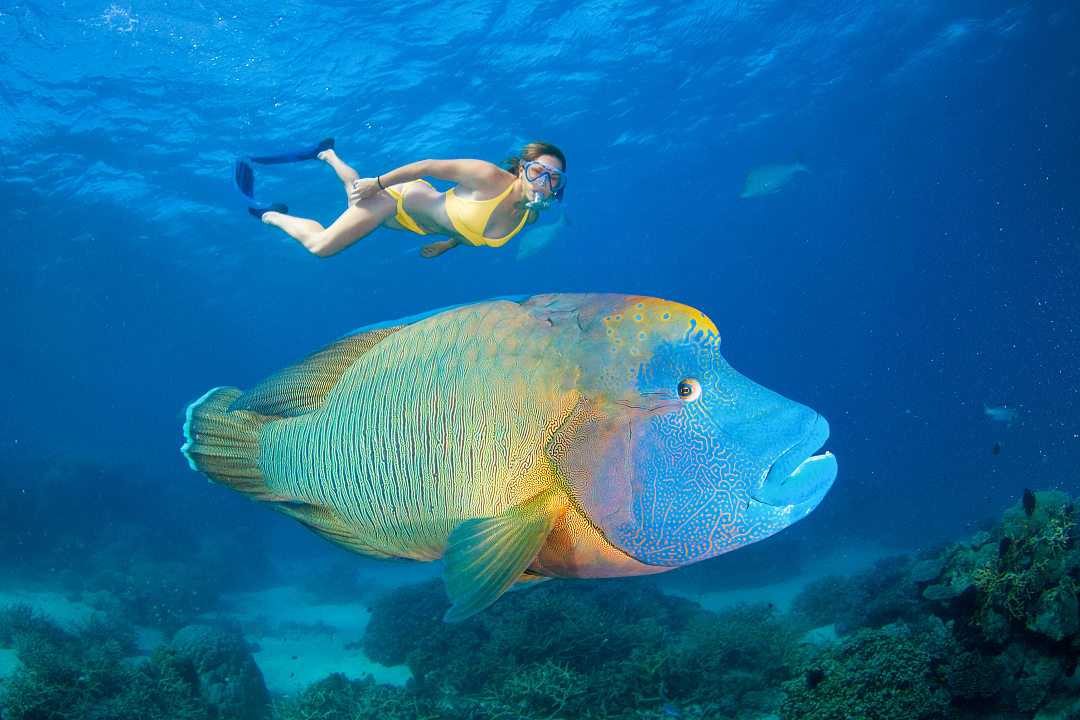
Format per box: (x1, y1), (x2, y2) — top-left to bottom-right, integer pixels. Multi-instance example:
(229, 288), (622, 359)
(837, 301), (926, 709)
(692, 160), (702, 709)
(520, 153), (566, 200)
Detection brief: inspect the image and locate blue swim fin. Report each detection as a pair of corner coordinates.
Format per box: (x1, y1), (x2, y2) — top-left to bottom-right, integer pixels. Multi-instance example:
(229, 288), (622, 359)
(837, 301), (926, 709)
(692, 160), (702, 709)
(235, 158), (256, 198)
(235, 158), (285, 218)
(234, 138), (334, 218)
(247, 202), (288, 219)
(248, 137), (335, 165)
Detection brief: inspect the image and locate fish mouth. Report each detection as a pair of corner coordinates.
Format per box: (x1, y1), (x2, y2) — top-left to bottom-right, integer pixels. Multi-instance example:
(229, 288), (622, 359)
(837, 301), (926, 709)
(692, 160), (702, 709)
(753, 414), (837, 507)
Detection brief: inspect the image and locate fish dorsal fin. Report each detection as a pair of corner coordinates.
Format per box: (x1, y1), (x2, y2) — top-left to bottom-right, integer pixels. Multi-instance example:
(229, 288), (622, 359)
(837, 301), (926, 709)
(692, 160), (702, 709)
(443, 486), (565, 622)
(230, 325), (405, 417)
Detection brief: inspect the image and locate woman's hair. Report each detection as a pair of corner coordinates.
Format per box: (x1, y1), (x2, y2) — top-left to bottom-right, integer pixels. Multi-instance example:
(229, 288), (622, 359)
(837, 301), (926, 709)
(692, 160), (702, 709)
(504, 141), (566, 173)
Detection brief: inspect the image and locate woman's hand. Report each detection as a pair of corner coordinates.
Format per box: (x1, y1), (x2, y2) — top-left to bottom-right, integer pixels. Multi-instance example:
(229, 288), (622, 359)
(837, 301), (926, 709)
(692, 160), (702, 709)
(349, 177), (383, 205)
(420, 239), (459, 258)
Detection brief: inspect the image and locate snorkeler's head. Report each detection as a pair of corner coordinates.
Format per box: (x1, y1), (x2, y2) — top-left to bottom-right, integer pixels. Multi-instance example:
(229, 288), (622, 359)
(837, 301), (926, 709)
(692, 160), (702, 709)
(506, 141), (566, 207)
(511, 141), (566, 172)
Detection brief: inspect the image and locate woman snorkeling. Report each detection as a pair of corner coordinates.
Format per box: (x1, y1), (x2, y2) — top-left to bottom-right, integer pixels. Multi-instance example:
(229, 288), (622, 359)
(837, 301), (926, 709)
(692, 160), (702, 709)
(237, 140), (566, 259)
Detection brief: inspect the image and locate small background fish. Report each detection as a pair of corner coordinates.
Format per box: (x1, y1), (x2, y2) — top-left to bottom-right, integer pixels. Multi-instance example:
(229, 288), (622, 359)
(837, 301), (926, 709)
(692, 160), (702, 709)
(739, 162), (810, 198)
(515, 213), (569, 261)
(984, 404), (1019, 424)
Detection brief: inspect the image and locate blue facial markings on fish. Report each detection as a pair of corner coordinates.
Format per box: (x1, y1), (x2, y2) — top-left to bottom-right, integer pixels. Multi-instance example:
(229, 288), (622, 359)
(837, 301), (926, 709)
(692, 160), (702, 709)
(572, 313), (835, 568)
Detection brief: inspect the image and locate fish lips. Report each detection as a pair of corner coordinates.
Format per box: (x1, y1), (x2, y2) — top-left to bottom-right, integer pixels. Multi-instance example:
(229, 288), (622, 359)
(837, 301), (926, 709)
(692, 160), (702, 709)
(753, 413), (837, 508)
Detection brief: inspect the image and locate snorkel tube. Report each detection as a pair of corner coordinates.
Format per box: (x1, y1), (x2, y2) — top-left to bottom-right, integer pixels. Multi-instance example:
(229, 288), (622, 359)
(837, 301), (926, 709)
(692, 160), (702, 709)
(525, 190), (555, 210)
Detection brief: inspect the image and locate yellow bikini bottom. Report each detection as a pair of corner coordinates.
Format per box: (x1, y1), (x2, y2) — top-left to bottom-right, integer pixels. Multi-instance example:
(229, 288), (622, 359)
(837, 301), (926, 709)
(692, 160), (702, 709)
(386, 179), (433, 236)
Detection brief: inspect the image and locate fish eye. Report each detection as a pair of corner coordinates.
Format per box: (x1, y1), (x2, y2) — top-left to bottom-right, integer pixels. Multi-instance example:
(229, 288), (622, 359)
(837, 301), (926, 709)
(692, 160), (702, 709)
(677, 378), (701, 402)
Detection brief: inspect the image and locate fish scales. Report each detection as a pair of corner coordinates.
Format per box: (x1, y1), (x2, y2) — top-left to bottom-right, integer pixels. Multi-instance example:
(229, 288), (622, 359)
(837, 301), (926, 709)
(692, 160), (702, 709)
(262, 303), (566, 560)
(183, 294), (837, 618)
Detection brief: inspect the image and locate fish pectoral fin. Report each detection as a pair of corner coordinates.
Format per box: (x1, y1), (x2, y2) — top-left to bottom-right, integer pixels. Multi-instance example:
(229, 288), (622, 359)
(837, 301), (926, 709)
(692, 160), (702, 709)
(276, 500), (393, 559)
(228, 324), (406, 417)
(442, 488), (564, 622)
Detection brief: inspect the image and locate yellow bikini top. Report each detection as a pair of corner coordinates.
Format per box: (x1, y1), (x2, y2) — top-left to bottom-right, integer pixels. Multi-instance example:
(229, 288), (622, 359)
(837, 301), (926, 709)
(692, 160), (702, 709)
(444, 181), (530, 248)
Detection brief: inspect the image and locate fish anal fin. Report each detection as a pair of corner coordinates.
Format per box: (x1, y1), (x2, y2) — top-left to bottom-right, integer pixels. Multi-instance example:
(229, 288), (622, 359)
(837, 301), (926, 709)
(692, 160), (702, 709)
(443, 487), (565, 622)
(230, 325), (405, 417)
(510, 572), (553, 592)
(277, 500), (393, 559)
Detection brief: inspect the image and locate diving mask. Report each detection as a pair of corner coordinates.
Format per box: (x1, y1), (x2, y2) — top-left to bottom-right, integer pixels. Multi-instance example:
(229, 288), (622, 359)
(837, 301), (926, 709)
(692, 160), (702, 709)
(522, 160), (566, 202)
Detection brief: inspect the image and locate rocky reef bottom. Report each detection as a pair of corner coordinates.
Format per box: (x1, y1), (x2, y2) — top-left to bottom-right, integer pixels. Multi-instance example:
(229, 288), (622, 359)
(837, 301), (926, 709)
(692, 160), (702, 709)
(3, 490), (1080, 720)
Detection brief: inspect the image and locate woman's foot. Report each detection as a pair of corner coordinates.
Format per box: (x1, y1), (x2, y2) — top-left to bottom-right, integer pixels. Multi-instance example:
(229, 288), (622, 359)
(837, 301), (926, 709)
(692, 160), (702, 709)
(260, 210), (284, 226)
(248, 203), (288, 221)
(420, 240), (456, 258)
(319, 148), (361, 196)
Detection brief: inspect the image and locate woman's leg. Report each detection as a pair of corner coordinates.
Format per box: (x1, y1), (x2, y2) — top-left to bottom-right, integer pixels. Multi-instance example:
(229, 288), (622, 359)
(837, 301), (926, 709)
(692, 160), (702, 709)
(262, 192), (397, 257)
(318, 149), (360, 200)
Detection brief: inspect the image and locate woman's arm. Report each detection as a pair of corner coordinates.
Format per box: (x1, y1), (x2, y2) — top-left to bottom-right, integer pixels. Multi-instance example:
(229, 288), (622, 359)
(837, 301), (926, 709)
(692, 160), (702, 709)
(418, 159), (506, 190)
(419, 238), (460, 259)
(350, 159), (508, 204)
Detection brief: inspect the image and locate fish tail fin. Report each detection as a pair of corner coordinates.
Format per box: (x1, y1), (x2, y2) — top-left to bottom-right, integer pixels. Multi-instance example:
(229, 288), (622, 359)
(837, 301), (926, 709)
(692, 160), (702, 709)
(181, 387), (277, 501)
(181, 387), (394, 559)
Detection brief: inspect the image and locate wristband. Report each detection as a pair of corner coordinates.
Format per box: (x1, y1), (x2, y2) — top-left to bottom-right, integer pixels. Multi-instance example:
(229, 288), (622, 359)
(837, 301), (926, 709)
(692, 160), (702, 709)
(376, 176), (385, 190)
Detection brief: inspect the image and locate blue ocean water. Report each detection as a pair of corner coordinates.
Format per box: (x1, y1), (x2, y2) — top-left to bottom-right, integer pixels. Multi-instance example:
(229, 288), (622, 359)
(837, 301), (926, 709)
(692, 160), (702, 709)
(1, 0), (1079, 716)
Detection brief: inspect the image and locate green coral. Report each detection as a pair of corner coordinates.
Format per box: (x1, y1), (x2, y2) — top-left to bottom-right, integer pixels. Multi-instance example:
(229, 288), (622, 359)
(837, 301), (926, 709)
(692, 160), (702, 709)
(274, 673), (437, 720)
(943, 650), (1001, 700)
(780, 624), (951, 720)
(0, 614), (208, 720)
(478, 660), (589, 720)
(996, 641), (1071, 714)
(789, 555), (925, 636)
(361, 579), (794, 720)
(0, 604), (62, 649)
(969, 492), (1079, 640)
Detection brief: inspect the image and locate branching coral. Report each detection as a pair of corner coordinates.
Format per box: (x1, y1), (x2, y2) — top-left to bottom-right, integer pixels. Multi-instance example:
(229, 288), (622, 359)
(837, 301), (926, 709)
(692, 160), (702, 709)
(970, 493), (1079, 636)
(780, 624), (951, 720)
(0, 615), (210, 720)
(274, 673), (439, 720)
(480, 660), (588, 720)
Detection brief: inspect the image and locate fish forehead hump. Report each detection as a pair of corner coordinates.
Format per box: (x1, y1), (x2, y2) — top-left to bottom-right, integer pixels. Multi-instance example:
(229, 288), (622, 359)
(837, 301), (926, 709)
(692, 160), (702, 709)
(517, 294), (720, 395)
(520, 294), (719, 349)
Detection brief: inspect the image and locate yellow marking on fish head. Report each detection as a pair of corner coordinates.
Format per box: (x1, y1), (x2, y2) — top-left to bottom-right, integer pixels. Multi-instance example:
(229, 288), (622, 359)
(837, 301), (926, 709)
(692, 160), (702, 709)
(598, 297), (720, 379)
(520, 292), (721, 401)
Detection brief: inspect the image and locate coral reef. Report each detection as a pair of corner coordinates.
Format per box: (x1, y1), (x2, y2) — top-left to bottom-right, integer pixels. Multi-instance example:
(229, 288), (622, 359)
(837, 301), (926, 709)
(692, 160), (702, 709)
(785, 490), (1080, 718)
(274, 673), (436, 720)
(0, 610), (269, 720)
(5, 487), (1080, 720)
(781, 621), (953, 720)
(300, 490), (1080, 719)
(0, 457), (274, 634)
(789, 554), (924, 634)
(171, 624), (271, 720)
(0, 611), (207, 720)
(362, 578), (794, 719)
